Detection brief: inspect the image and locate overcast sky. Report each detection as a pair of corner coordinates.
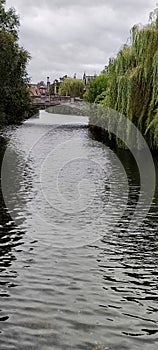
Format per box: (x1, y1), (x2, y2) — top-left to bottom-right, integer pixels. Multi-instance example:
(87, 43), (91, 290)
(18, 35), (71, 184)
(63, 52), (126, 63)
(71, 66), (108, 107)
(6, 0), (156, 83)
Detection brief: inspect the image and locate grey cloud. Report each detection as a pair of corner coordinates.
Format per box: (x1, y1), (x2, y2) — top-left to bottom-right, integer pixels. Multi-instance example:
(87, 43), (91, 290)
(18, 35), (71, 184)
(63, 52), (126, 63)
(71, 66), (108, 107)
(6, 0), (156, 82)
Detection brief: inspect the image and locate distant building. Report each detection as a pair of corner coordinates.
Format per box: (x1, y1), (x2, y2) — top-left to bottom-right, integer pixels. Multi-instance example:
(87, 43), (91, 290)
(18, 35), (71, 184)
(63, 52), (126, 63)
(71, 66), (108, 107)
(29, 83), (46, 97)
(29, 77), (51, 97)
(83, 72), (96, 86)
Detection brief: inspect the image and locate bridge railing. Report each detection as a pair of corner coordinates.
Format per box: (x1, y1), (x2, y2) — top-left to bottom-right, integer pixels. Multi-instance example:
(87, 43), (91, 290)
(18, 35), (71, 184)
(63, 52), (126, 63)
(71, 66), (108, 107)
(31, 95), (72, 105)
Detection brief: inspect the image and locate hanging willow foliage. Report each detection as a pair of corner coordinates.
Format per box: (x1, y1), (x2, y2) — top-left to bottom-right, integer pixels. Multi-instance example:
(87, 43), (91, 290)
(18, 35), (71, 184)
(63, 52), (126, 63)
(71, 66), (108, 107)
(91, 8), (158, 150)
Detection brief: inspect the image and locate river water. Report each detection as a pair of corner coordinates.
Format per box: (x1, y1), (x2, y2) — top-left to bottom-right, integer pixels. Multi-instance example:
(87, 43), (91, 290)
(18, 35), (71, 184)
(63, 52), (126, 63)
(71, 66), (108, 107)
(0, 111), (158, 350)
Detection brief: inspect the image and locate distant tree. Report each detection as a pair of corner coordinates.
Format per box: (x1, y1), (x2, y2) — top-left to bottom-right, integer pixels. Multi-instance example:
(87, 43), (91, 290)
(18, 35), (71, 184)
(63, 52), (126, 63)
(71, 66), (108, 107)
(38, 81), (45, 86)
(102, 65), (109, 74)
(50, 79), (60, 95)
(83, 73), (108, 103)
(59, 78), (85, 98)
(59, 75), (68, 83)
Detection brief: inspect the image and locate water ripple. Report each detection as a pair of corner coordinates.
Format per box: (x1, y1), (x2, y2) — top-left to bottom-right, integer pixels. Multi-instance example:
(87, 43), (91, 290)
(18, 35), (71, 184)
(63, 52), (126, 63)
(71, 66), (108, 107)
(0, 112), (157, 350)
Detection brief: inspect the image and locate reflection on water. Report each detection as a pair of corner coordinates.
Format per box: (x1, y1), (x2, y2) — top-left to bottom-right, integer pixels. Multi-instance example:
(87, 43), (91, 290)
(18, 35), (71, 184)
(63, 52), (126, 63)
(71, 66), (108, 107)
(0, 111), (158, 350)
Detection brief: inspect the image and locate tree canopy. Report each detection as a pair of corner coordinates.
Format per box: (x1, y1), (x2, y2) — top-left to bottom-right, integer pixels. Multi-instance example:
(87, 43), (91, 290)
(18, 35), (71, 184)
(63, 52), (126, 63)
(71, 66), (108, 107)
(0, 0), (31, 125)
(0, 0), (19, 36)
(83, 73), (108, 103)
(89, 8), (158, 150)
(59, 78), (85, 98)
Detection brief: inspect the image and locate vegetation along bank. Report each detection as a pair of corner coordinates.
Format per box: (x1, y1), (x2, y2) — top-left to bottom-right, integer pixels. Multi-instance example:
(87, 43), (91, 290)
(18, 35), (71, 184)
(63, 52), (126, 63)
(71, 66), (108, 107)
(84, 8), (158, 150)
(0, 0), (32, 126)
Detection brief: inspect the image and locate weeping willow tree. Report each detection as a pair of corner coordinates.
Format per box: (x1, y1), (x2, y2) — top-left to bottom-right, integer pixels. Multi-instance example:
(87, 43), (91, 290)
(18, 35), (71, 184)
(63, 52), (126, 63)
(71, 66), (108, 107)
(92, 8), (158, 150)
(59, 78), (85, 98)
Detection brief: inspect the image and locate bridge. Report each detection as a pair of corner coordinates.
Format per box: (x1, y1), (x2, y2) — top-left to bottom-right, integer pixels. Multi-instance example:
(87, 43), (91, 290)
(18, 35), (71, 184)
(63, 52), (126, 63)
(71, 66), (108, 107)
(31, 95), (80, 109)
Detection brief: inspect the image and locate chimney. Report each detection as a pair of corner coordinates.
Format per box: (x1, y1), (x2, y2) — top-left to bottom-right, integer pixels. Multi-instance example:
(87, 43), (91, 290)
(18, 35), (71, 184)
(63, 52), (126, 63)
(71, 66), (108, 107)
(47, 76), (50, 94)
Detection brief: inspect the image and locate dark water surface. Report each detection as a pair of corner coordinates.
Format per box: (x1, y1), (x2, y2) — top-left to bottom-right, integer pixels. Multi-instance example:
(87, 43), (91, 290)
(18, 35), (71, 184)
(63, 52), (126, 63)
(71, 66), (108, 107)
(0, 111), (158, 350)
